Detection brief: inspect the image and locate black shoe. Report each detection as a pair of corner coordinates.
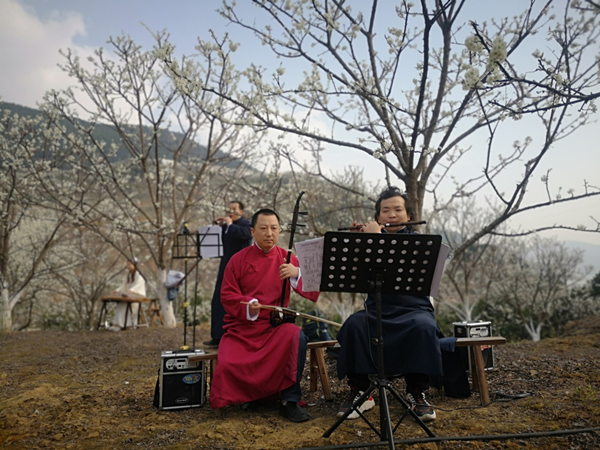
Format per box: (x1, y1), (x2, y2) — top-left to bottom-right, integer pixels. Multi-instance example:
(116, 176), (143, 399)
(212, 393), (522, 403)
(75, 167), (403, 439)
(279, 401), (309, 423)
(238, 400), (261, 412)
(337, 388), (375, 419)
(203, 338), (220, 348)
(406, 388), (436, 422)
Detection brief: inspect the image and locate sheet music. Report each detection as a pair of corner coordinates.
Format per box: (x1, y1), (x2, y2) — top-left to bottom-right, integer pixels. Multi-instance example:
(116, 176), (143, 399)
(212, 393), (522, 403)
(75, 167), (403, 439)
(430, 243), (450, 297)
(296, 235), (448, 295)
(197, 225), (223, 259)
(295, 237), (324, 292)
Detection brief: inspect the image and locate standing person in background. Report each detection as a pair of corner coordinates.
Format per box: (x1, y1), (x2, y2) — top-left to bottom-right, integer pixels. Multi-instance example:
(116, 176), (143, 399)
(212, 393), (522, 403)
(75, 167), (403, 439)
(203, 200), (252, 348)
(109, 258), (146, 331)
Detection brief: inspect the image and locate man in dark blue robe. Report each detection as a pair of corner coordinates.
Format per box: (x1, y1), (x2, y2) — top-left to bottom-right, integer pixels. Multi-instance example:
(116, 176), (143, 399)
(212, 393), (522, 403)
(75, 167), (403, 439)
(203, 200), (252, 348)
(336, 186), (442, 422)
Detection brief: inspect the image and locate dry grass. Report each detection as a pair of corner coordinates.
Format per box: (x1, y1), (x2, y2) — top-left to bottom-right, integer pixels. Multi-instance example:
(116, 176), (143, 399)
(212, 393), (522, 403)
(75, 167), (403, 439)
(1, 322), (599, 449)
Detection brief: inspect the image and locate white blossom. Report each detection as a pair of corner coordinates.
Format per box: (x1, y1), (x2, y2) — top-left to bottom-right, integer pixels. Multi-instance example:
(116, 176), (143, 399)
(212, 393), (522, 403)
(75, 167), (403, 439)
(462, 67), (482, 90)
(465, 35), (484, 55)
(486, 36), (507, 71)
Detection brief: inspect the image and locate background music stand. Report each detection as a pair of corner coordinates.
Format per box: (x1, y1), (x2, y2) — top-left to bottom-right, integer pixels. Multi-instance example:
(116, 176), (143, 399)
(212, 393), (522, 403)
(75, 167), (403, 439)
(172, 231), (201, 350)
(172, 228), (224, 349)
(320, 232), (442, 449)
(196, 226), (224, 259)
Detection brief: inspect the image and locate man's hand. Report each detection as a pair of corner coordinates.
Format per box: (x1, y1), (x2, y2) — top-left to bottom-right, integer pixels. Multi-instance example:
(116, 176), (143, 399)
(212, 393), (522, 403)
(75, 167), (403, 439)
(350, 221), (365, 232)
(279, 262), (299, 280)
(363, 220), (383, 233)
(215, 216), (233, 226)
(248, 301), (261, 316)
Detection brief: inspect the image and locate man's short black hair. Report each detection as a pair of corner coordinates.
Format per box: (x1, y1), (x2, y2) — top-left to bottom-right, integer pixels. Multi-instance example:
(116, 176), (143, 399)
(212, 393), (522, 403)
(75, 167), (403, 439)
(229, 200), (245, 211)
(374, 186), (413, 220)
(251, 208), (281, 227)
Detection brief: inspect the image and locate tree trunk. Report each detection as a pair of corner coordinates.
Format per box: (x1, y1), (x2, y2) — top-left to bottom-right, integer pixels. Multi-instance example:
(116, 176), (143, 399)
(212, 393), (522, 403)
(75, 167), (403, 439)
(525, 320), (542, 342)
(1, 288), (12, 332)
(157, 268), (176, 328)
(404, 173), (422, 221)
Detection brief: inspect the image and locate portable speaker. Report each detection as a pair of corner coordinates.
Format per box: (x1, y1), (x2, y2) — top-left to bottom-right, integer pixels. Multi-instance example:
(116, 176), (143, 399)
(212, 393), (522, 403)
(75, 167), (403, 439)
(453, 321), (495, 371)
(156, 349), (207, 410)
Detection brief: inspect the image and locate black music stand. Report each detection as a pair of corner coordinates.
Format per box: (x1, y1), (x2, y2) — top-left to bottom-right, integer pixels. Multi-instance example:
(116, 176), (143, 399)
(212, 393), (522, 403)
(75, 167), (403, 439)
(172, 227), (223, 349)
(196, 225), (224, 259)
(321, 232), (443, 449)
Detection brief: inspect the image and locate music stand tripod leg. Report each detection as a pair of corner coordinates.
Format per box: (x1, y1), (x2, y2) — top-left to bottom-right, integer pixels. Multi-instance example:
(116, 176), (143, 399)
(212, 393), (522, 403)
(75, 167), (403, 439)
(322, 273), (436, 449)
(372, 278), (396, 448)
(323, 386), (380, 437)
(323, 281), (399, 450)
(385, 384), (435, 436)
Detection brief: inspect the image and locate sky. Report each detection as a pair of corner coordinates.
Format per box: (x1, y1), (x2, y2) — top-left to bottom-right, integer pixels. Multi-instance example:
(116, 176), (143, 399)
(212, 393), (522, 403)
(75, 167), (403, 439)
(1, 0), (599, 255)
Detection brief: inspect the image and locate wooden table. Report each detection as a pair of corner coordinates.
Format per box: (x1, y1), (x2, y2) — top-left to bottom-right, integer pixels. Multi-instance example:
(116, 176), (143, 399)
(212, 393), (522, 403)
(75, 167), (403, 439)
(96, 295), (151, 330)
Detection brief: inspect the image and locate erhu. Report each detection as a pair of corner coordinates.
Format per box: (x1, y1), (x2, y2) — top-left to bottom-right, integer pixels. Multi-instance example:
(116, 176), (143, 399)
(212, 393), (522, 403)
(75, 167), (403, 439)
(270, 191), (308, 328)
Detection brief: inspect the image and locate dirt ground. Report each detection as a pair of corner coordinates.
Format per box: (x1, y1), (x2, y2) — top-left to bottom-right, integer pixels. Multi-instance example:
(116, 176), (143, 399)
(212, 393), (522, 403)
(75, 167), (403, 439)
(1, 320), (599, 450)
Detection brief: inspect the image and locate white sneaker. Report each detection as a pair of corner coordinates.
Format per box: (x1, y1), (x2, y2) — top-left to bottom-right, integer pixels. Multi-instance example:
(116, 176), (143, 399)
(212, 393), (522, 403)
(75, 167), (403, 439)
(337, 389), (376, 419)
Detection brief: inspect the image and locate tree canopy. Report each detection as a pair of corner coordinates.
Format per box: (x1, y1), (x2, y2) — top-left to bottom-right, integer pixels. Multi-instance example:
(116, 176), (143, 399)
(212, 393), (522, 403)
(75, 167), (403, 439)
(157, 0), (600, 258)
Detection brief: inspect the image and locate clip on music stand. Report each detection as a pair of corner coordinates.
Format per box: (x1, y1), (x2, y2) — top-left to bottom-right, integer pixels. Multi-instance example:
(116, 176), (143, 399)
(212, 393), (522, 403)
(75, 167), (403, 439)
(320, 232), (442, 449)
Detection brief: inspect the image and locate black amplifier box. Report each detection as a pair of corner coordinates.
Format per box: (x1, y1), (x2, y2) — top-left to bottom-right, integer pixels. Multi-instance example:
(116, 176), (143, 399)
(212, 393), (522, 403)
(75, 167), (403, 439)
(157, 349), (207, 410)
(453, 321), (494, 371)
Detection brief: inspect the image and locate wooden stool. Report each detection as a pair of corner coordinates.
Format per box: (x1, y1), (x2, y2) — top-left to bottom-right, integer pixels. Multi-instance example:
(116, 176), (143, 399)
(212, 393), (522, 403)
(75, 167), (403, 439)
(188, 352), (219, 387)
(187, 342), (339, 401)
(148, 299), (164, 326)
(455, 336), (507, 405)
(304, 337), (507, 405)
(307, 340), (339, 401)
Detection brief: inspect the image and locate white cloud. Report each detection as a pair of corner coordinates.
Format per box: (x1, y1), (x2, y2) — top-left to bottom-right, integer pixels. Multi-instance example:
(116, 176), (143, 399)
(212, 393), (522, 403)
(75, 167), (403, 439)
(0, 0), (90, 107)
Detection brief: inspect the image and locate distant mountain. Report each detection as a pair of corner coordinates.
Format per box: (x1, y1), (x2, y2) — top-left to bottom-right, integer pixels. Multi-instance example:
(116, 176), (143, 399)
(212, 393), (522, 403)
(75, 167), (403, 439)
(0, 101), (246, 169)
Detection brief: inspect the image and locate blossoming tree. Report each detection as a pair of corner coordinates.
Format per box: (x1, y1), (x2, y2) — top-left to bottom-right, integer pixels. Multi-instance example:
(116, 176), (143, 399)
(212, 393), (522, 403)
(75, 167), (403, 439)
(32, 33), (263, 328)
(157, 0), (600, 260)
(0, 107), (78, 331)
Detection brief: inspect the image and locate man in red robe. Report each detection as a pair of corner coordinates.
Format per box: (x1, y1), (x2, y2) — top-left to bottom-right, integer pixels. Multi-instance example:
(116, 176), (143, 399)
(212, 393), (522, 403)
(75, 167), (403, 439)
(209, 208), (320, 422)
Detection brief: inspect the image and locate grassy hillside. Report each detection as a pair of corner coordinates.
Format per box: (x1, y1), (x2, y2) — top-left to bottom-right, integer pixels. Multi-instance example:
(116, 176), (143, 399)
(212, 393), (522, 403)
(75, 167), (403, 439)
(1, 101), (244, 169)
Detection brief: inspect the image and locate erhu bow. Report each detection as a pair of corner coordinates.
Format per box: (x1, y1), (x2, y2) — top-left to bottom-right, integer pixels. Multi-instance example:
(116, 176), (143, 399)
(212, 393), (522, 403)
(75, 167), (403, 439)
(270, 191), (308, 327)
(242, 302), (342, 328)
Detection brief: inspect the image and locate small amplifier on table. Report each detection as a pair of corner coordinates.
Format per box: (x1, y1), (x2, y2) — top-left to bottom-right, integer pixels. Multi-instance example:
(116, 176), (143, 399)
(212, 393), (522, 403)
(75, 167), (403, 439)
(453, 321), (495, 371)
(154, 349), (207, 410)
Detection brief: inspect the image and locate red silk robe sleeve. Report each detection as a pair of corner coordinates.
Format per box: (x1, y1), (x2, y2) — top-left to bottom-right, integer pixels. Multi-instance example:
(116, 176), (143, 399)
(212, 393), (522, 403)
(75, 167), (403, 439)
(220, 250), (256, 323)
